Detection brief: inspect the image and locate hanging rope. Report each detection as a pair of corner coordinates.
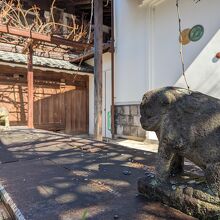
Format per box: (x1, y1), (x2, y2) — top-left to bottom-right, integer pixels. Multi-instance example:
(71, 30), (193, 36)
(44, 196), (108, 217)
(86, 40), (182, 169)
(176, 0), (190, 93)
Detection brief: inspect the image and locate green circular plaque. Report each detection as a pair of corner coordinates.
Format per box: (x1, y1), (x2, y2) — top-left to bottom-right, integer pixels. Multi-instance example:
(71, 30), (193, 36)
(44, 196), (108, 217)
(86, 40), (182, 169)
(189, 25), (204, 42)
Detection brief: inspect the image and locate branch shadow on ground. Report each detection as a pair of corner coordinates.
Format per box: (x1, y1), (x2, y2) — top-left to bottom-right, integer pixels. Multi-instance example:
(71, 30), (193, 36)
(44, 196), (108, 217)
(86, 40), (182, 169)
(0, 128), (196, 220)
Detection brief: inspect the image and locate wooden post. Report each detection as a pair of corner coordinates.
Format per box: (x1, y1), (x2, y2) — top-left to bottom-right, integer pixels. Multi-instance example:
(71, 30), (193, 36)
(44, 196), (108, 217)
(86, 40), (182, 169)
(111, 0), (115, 139)
(27, 46), (34, 128)
(94, 0), (103, 141)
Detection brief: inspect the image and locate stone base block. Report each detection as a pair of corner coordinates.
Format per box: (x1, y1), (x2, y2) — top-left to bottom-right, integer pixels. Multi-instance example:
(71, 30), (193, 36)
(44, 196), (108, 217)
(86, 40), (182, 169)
(138, 172), (220, 219)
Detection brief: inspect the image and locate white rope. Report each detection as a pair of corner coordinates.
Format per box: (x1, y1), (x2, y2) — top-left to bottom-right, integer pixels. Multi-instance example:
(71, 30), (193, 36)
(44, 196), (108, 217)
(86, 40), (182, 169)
(176, 0), (190, 93)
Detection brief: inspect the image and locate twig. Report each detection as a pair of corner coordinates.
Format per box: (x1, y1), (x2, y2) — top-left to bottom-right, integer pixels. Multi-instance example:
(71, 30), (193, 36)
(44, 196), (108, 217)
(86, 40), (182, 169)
(50, 0), (56, 29)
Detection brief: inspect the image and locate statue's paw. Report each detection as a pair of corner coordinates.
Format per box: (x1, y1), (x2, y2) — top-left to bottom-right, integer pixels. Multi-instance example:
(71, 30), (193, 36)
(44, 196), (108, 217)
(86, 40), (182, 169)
(145, 172), (161, 187)
(149, 177), (160, 187)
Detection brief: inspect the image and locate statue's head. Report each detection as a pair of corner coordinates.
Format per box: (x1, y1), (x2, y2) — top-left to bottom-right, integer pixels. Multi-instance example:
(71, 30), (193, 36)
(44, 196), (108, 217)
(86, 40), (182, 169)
(140, 87), (178, 131)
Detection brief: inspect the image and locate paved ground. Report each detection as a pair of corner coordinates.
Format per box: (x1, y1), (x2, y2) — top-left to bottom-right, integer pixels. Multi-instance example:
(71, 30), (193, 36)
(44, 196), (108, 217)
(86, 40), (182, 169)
(110, 139), (158, 153)
(0, 127), (197, 220)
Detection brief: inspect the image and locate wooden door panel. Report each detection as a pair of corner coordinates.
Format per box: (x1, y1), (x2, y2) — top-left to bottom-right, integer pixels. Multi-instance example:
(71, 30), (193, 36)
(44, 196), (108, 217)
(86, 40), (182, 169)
(0, 83), (88, 133)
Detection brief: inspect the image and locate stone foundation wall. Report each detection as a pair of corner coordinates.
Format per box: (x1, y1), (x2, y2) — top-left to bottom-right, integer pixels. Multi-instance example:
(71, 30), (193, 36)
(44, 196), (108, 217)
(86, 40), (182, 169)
(114, 104), (146, 139)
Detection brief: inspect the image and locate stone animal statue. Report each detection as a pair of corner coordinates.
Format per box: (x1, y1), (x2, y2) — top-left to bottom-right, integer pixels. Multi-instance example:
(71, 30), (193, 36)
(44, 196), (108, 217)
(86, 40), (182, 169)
(0, 107), (9, 128)
(140, 87), (220, 197)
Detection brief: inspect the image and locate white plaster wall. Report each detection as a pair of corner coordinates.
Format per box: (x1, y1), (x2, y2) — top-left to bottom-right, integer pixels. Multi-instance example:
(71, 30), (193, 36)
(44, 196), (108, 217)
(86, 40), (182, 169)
(152, 0), (220, 89)
(87, 53), (112, 138)
(114, 0), (148, 104)
(176, 30), (220, 99)
(114, 0), (220, 95)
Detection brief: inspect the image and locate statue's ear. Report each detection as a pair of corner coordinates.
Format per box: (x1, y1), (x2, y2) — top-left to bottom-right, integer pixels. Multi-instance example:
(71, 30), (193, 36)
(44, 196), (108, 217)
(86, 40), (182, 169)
(160, 92), (176, 106)
(160, 96), (170, 106)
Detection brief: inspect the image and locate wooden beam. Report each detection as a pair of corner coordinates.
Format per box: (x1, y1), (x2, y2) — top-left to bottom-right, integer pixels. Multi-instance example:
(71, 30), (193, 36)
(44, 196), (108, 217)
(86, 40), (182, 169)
(27, 46), (34, 128)
(0, 24), (92, 50)
(72, 0), (90, 6)
(71, 43), (110, 63)
(94, 0), (103, 141)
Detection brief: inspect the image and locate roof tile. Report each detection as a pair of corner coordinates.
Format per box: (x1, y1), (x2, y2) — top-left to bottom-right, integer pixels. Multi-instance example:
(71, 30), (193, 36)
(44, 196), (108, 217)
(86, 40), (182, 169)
(0, 51), (93, 73)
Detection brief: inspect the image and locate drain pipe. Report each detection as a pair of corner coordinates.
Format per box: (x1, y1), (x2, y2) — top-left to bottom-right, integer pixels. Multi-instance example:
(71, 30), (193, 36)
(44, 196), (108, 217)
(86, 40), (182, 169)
(111, 0), (115, 139)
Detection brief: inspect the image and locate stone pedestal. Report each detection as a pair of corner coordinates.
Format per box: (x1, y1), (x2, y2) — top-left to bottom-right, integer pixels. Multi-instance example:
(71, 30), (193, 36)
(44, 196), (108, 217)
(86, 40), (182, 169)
(138, 172), (220, 219)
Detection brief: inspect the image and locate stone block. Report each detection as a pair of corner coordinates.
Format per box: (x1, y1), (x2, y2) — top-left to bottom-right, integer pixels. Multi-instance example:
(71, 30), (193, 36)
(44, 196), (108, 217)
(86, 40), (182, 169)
(116, 125), (123, 136)
(130, 126), (138, 137)
(123, 126), (131, 136)
(137, 105), (141, 115)
(130, 105), (138, 116)
(133, 116), (141, 126)
(122, 106), (130, 115)
(114, 116), (120, 125)
(114, 111), (120, 125)
(138, 127), (146, 138)
(115, 106), (122, 115)
(120, 115), (128, 125)
(128, 116), (133, 126)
